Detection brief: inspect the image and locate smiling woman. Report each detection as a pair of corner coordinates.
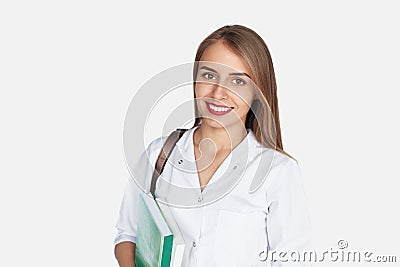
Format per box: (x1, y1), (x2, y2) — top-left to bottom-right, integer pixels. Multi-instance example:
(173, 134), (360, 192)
(192, 25), (287, 157)
(115, 25), (312, 267)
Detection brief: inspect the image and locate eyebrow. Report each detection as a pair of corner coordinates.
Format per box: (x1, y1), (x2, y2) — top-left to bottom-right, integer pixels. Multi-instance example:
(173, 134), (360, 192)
(199, 66), (251, 79)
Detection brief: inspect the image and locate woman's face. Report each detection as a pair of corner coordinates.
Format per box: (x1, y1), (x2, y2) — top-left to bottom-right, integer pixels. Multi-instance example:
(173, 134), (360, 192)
(195, 40), (256, 130)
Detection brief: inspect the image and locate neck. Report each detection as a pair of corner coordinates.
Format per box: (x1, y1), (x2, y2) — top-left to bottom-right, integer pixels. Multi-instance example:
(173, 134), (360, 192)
(193, 123), (248, 153)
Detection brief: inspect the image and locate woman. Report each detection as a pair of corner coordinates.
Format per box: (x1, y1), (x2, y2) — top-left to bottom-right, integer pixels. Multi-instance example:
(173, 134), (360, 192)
(115, 25), (312, 266)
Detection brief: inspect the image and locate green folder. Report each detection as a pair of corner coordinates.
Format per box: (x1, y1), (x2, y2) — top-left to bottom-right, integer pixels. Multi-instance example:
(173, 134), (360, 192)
(135, 193), (185, 267)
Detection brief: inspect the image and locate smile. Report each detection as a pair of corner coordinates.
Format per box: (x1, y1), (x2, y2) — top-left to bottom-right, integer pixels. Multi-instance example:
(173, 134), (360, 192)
(206, 102), (233, 116)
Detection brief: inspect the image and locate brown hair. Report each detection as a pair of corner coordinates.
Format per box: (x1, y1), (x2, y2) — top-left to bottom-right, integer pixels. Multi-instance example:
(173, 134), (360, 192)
(192, 24), (294, 159)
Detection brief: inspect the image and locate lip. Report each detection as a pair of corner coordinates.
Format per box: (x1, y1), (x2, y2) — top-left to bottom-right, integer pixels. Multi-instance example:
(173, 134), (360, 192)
(205, 101), (233, 116)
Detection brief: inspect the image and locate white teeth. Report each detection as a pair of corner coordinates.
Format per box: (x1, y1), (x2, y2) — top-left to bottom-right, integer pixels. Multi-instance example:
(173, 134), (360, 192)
(208, 103), (230, 112)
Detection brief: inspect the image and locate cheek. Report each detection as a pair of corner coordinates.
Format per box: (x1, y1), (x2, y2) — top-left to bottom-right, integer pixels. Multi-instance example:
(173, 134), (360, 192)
(194, 84), (206, 98)
(195, 83), (214, 98)
(232, 91), (254, 110)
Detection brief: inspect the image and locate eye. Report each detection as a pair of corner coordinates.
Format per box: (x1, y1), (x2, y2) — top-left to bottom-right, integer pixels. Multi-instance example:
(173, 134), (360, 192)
(232, 78), (246, 85)
(202, 72), (217, 80)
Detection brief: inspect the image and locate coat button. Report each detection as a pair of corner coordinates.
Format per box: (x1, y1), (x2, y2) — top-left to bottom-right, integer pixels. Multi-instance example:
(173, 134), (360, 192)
(178, 159), (183, 164)
(197, 197), (202, 203)
(192, 241), (197, 247)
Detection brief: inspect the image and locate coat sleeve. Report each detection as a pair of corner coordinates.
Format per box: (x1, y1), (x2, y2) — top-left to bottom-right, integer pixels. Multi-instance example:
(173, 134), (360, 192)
(114, 137), (164, 246)
(114, 177), (141, 245)
(266, 158), (313, 266)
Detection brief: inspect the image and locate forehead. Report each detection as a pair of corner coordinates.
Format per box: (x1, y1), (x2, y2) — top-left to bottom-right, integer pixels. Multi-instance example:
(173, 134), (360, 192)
(199, 40), (250, 75)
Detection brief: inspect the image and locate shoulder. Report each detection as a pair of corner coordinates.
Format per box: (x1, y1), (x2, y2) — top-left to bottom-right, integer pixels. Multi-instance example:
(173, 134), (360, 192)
(247, 130), (298, 173)
(146, 135), (166, 152)
(245, 134), (302, 193)
(140, 135), (168, 167)
(262, 149), (304, 196)
(247, 132), (301, 190)
(271, 150), (299, 173)
(130, 135), (168, 191)
(145, 127), (193, 154)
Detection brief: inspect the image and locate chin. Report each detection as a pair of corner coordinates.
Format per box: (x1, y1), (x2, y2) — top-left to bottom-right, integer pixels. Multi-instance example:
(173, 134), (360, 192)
(201, 117), (245, 131)
(201, 118), (225, 129)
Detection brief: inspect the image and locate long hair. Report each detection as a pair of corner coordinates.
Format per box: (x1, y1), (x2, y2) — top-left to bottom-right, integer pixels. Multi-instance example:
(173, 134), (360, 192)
(192, 25), (293, 159)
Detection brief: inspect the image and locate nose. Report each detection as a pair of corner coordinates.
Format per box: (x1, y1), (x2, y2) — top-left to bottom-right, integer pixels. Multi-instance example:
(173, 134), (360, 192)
(210, 84), (228, 100)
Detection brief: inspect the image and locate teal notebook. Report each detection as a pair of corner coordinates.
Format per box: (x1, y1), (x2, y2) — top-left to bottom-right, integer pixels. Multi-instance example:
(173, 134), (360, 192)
(135, 193), (185, 267)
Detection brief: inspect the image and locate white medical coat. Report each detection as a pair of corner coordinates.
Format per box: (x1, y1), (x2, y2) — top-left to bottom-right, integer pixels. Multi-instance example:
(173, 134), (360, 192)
(115, 126), (312, 266)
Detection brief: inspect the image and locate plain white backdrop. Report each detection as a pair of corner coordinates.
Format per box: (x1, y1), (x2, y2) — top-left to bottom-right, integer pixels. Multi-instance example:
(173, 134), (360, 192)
(0, 1), (399, 266)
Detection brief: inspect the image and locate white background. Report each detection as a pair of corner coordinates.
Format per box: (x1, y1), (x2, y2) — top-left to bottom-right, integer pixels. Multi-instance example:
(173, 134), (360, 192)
(1, 1), (399, 266)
